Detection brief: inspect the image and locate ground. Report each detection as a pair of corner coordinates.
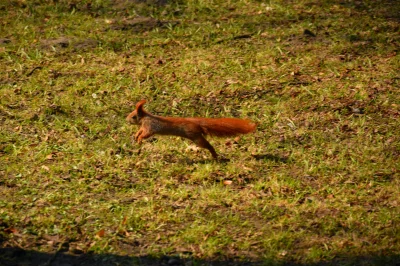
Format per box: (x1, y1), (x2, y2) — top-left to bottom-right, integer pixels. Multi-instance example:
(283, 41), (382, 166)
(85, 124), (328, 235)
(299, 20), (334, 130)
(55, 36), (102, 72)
(0, 0), (399, 265)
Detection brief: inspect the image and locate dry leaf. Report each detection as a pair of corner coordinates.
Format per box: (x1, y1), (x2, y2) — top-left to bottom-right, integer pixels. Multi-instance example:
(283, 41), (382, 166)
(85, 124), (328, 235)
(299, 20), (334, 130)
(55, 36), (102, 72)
(186, 145), (200, 152)
(117, 229), (130, 237)
(243, 166), (253, 172)
(226, 79), (239, 85)
(96, 229), (105, 238)
(4, 227), (18, 234)
(42, 134), (49, 142)
(135, 160), (146, 167)
(279, 250), (288, 256)
(121, 216), (128, 226)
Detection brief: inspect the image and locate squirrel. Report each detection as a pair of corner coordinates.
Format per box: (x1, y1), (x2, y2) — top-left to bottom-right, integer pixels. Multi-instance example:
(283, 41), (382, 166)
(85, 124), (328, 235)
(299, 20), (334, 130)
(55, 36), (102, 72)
(126, 100), (256, 159)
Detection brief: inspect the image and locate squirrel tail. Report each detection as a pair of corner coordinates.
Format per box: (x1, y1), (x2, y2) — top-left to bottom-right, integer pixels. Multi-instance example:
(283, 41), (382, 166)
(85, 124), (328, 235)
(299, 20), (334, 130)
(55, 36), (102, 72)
(194, 118), (256, 137)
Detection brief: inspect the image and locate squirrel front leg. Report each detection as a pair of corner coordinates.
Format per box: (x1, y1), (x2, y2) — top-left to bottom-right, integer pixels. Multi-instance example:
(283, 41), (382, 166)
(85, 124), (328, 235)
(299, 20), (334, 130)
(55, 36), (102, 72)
(134, 128), (143, 142)
(134, 127), (153, 144)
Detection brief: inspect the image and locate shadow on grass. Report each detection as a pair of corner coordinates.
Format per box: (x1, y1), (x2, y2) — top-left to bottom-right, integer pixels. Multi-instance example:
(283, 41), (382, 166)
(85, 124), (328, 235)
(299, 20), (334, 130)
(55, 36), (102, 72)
(252, 153), (289, 163)
(1, 247), (258, 266)
(1, 247), (400, 266)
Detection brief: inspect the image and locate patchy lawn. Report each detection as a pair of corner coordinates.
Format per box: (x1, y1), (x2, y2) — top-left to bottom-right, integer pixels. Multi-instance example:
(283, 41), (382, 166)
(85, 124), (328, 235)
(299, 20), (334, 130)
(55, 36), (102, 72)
(1, 0), (399, 265)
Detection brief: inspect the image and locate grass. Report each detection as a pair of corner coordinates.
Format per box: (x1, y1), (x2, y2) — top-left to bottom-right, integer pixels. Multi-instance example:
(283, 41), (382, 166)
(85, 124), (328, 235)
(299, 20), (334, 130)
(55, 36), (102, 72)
(1, 0), (400, 265)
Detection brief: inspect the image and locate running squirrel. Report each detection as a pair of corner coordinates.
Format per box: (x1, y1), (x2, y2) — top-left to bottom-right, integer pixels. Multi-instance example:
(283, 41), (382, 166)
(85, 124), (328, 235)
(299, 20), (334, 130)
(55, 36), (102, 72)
(126, 100), (256, 159)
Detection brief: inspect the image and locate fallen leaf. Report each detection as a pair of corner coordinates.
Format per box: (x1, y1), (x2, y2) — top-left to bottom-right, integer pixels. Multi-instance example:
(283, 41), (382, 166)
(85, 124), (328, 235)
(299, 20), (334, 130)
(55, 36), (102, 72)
(117, 229), (130, 237)
(243, 166), (253, 172)
(279, 250), (288, 256)
(186, 145), (200, 152)
(223, 180), (233, 185)
(4, 227), (18, 234)
(135, 160), (146, 167)
(121, 216), (128, 225)
(226, 79), (239, 85)
(96, 229), (105, 238)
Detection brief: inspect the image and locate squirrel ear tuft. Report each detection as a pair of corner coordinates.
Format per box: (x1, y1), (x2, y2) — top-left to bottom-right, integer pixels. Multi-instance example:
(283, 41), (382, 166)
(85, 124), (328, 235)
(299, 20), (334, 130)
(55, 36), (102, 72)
(135, 100), (146, 120)
(136, 100), (147, 110)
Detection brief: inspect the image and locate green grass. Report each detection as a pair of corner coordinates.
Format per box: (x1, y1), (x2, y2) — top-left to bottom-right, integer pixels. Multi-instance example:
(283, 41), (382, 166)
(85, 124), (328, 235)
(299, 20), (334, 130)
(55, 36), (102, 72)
(1, 0), (400, 265)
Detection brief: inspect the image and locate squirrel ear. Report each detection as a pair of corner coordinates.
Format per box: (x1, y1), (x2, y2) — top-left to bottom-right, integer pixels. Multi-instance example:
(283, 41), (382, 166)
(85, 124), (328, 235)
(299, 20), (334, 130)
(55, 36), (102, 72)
(136, 99), (146, 110)
(135, 100), (146, 120)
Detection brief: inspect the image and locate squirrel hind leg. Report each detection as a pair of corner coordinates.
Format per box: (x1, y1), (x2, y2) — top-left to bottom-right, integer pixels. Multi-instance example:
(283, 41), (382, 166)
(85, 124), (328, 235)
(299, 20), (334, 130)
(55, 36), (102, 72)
(191, 136), (218, 159)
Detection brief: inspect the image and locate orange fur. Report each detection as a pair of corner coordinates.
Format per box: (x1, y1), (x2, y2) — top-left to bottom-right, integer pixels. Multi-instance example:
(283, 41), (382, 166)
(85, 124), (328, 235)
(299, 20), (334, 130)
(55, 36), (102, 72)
(126, 100), (256, 159)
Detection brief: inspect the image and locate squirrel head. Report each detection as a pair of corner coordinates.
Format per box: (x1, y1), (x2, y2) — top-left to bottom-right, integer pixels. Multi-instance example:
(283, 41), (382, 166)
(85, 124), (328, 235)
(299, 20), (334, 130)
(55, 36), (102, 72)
(126, 100), (147, 124)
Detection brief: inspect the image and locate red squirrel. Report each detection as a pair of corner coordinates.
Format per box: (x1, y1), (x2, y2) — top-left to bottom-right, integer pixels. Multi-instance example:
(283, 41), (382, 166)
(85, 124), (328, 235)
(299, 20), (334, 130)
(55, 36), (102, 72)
(126, 100), (256, 159)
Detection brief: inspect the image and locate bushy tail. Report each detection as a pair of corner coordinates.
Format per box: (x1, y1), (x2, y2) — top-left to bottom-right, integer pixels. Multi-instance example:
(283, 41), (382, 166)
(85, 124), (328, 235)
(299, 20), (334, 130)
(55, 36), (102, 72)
(193, 118), (256, 137)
